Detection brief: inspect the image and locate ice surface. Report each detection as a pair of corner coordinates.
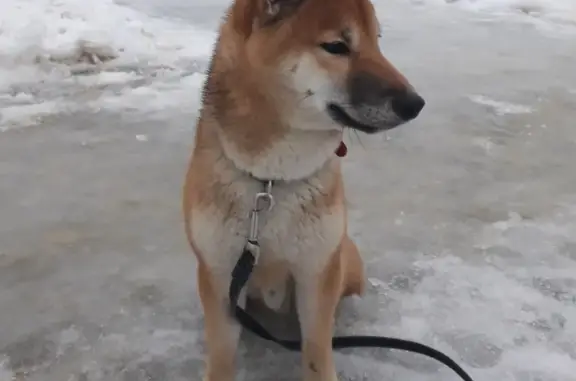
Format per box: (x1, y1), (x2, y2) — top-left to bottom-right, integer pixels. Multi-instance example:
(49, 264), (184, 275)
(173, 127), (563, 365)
(469, 95), (534, 116)
(0, 0), (575, 380)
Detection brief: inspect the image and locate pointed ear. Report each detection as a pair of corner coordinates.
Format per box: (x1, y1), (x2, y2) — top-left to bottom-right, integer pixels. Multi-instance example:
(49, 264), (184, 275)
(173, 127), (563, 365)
(264, 0), (281, 17)
(229, 0), (304, 38)
(261, 0), (304, 25)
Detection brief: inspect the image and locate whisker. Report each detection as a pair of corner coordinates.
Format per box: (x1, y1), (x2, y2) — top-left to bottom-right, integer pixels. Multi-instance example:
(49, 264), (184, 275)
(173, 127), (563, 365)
(346, 128), (353, 146)
(353, 128), (366, 150)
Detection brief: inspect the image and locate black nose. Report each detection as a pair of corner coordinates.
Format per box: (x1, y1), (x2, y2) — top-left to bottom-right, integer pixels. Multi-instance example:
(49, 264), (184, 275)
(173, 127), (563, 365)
(391, 92), (425, 121)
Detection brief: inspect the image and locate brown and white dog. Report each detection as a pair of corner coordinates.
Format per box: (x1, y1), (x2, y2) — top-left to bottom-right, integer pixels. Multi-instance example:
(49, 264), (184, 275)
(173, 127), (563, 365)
(182, 0), (425, 380)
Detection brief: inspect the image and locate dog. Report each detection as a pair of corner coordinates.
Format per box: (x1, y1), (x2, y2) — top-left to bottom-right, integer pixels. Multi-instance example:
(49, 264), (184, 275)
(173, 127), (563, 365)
(182, 0), (425, 380)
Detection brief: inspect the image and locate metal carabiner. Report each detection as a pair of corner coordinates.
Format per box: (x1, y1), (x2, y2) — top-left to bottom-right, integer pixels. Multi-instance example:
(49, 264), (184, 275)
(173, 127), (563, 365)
(247, 181), (275, 244)
(253, 181), (275, 212)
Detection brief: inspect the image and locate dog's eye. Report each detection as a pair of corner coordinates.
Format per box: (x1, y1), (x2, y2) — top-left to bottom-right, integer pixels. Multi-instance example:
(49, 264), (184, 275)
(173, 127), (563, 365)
(320, 41), (350, 56)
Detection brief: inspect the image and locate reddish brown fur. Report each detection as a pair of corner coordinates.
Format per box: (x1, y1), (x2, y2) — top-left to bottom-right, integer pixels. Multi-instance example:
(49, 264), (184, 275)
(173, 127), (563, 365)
(183, 1), (414, 380)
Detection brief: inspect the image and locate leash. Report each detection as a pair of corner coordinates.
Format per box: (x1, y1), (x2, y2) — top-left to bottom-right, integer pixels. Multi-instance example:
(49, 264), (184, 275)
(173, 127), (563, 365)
(228, 181), (474, 381)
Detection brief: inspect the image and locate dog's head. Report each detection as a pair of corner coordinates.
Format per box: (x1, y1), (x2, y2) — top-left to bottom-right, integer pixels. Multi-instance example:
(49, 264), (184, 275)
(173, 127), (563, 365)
(228, 0), (425, 134)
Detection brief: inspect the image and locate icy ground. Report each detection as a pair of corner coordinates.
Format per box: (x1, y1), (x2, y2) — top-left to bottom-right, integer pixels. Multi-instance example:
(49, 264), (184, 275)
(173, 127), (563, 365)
(1, 0), (576, 380)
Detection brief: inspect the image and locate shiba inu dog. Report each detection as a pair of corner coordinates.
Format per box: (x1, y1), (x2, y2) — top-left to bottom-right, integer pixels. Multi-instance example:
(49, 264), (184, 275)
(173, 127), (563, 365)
(182, 0), (425, 380)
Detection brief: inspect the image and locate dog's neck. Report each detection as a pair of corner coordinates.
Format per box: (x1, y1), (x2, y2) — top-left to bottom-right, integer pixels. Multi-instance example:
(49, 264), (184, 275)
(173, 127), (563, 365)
(217, 127), (343, 182)
(203, 34), (344, 183)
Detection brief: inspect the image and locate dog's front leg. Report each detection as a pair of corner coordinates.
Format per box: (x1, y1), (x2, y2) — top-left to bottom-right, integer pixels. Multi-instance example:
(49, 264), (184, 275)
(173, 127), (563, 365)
(295, 252), (343, 381)
(197, 260), (244, 381)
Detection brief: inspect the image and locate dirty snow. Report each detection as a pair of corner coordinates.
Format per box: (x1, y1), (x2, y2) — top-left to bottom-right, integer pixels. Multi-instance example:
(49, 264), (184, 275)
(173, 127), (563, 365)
(0, 0), (575, 381)
(0, 0), (213, 129)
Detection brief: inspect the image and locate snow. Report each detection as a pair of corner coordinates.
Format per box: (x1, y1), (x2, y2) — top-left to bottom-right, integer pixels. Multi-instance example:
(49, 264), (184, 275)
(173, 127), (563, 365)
(0, 0), (575, 381)
(1, 0), (575, 129)
(0, 0), (214, 129)
(454, 0), (576, 22)
(469, 95), (534, 115)
(0, 358), (14, 381)
(415, 0), (576, 27)
(341, 199), (576, 380)
(0, 0), (214, 71)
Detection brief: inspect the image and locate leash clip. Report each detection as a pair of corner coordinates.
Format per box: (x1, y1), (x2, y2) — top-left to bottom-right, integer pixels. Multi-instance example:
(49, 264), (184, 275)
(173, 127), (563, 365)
(253, 180), (274, 212)
(244, 239), (261, 266)
(246, 181), (274, 265)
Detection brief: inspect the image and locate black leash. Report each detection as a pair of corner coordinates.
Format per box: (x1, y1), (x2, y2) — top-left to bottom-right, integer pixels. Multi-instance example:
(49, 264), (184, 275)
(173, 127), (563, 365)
(229, 245), (475, 381)
(227, 180), (474, 380)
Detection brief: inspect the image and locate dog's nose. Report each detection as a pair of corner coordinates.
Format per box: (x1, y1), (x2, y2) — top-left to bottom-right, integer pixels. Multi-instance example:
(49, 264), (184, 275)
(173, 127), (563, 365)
(391, 92), (425, 121)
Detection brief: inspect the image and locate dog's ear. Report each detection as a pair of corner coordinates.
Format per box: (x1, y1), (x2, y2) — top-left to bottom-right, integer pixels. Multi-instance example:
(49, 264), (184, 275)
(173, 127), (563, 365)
(265, 0), (282, 17)
(230, 0), (304, 38)
(261, 0), (304, 24)
(262, 0), (302, 21)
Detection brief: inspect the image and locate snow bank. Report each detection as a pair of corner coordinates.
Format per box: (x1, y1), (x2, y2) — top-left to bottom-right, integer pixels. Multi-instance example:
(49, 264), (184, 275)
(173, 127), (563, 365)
(0, 0), (214, 128)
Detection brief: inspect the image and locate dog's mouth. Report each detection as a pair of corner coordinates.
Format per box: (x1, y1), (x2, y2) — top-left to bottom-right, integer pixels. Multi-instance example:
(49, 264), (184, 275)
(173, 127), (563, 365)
(327, 103), (399, 134)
